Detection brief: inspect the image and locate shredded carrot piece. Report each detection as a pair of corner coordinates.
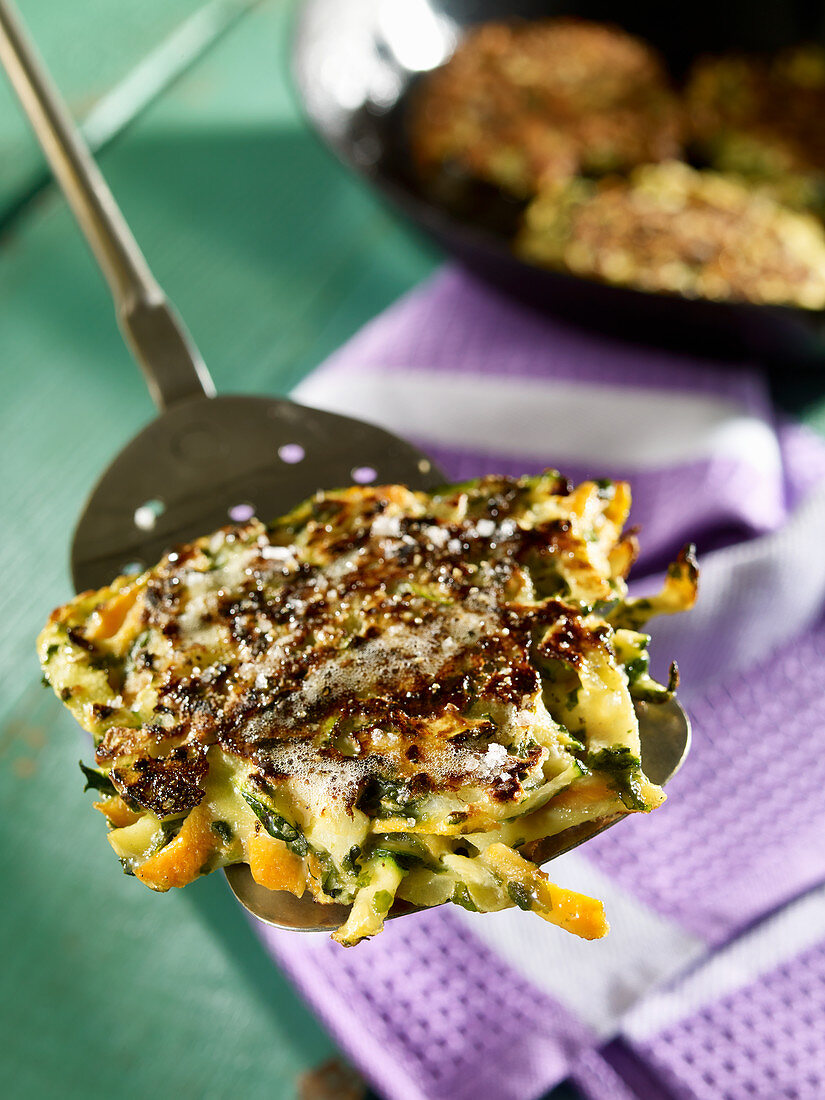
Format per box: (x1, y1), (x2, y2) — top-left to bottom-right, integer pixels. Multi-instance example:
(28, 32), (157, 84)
(246, 832), (307, 896)
(483, 842), (609, 940)
(86, 582), (143, 641)
(93, 795), (140, 829)
(133, 804), (214, 890)
(604, 481), (632, 526)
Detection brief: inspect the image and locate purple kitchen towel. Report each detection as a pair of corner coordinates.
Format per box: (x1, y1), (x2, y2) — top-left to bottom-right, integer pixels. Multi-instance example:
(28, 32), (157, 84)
(578, 886), (825, 1100)
(254, 269), (825, 1100)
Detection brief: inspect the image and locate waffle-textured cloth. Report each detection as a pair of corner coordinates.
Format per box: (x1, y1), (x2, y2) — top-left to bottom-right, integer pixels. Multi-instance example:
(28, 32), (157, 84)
(256, 269), (825, 1100)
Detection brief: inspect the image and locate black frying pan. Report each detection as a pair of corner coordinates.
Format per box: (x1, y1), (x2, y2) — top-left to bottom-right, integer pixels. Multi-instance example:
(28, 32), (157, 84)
(292, 0), (825, 368)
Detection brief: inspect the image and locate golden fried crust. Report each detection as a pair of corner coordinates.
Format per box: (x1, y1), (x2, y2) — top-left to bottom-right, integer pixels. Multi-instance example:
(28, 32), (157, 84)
(410, 17), (683, 197)
(40, 475), (631, 821)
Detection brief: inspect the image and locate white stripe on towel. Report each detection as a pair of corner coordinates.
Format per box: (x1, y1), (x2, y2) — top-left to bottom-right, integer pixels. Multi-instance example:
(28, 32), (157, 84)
(294, 369), (781, 476)
(453, 850), (704, 1039)
(622, 885), (825, 1040)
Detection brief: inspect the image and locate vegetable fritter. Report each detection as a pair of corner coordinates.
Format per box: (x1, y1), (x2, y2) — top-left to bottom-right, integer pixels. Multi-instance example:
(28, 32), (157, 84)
(39, 475), (696, 944)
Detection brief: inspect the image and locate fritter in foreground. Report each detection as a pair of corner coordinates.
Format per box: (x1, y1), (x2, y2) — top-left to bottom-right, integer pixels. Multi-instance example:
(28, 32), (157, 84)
(39, 475), (696, 945)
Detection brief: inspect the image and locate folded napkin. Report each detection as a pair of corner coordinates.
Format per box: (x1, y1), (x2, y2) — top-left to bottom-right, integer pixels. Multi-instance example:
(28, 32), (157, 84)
(256, 269), (825, 1100)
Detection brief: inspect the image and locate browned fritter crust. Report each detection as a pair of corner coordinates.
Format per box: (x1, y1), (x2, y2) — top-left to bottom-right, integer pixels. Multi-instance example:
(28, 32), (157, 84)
(42, 475), (641, 822)
(410, 17), (683, 198)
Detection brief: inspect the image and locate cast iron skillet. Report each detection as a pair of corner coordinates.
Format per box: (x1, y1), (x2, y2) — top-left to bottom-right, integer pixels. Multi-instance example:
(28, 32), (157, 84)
(293, 0), (825, 367)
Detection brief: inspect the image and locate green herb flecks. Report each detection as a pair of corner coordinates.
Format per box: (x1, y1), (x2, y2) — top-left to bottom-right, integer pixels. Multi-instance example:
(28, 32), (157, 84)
(159, 816), (187, 848)
(372, 890), (394, 915)
(125, 631), (153, 675)
(586, 746), (648, 811)
(627, 659), (679, 703)
(200, 547), (222, 572)
(342, 845), (362, 875)
(624, 656), (649, 684)
(242, 792), (308, 857)
(591, 598), (619, 617)
(407, 582), (454, 605)
(451, 883), (478, 912)
(370, 846), (425, 872)
(507, 881), (533, 911)
(87, 650), (126, 692)
(211, 820), (233, 844)
(358, 776), (420, 821)
(79, 761), (117, 797)
(321, 863), (349, 900)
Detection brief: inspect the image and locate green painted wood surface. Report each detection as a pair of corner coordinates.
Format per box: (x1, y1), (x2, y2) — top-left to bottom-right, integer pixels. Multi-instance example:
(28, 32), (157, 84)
(0, 1), (437, 1096)
(0, 0), (212, 216)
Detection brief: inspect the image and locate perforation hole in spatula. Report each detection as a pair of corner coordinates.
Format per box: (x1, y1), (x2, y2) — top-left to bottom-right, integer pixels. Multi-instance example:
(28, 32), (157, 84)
(228, 502), (255, 522)
(277, 443), (305, 464)
(133, 498), (165, 531)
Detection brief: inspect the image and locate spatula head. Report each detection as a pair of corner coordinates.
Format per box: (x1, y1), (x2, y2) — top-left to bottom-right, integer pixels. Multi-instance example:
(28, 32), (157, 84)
(71, 394), (443, 592)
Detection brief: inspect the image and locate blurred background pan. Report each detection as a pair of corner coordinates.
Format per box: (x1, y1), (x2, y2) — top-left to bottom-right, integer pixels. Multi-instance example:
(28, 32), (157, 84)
(293, 0), (825, 368)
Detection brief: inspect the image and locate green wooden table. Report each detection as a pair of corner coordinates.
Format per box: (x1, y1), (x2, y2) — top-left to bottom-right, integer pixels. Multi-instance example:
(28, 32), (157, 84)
(0, 2), (437, 1095)
(4, 3), (825, 1097)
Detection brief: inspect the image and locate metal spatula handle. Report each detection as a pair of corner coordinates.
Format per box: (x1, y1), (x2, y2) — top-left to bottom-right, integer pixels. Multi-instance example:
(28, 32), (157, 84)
(0, 0), (214, 410)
